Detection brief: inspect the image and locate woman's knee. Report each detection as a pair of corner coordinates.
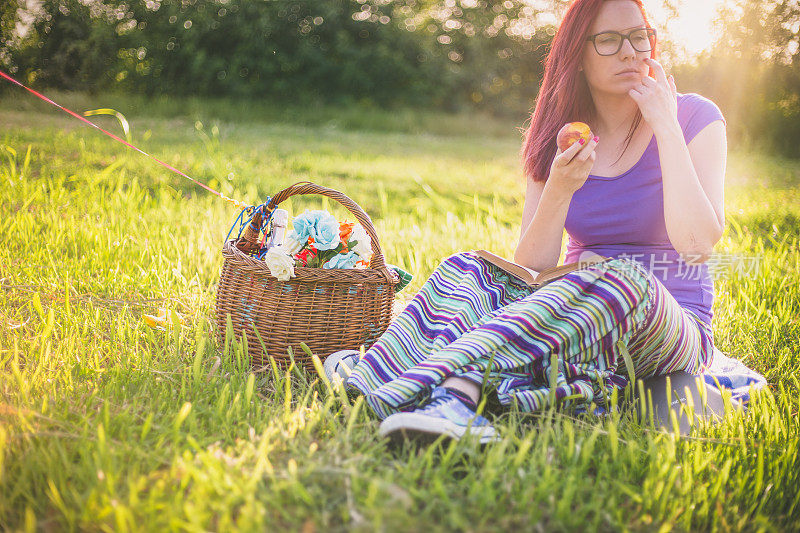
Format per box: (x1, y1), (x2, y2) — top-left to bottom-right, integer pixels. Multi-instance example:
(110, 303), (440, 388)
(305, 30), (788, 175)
(443, 250), (477, 263)
(436, 250), (480, 271)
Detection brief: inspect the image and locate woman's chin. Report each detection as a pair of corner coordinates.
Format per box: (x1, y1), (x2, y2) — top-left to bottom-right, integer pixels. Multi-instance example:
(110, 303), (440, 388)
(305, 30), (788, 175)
(602, 84), (640, 97)
(613, 77), (642, 92)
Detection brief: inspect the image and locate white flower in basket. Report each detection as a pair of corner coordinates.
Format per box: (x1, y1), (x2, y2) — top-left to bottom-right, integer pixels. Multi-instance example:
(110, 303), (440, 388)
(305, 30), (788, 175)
(263, 246), (296, 281)
(350, 223), (373, 261)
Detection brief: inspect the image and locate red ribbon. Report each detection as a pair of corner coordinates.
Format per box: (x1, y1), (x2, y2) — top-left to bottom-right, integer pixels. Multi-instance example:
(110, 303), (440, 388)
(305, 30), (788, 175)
(0, 69), (246, 209)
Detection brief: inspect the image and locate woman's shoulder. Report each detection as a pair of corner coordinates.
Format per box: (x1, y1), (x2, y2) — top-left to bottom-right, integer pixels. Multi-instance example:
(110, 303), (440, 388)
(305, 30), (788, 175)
(677, 91), (722, 116)
(677, 92), (726, 144)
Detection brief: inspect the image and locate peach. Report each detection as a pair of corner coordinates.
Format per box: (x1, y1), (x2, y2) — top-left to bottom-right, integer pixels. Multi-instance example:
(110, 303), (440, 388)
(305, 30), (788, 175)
(556, 122), (593, 151)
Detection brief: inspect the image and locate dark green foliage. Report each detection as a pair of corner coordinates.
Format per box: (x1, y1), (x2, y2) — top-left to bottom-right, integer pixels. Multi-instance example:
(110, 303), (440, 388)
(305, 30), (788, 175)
(1, 0), (559, 114)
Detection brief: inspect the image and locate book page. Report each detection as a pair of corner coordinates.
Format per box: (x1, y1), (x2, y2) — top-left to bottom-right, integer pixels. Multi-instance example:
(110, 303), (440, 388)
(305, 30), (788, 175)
(535, 252), (608, 285)
(473, 250), (539, 286)
(473, 249), (609, 288)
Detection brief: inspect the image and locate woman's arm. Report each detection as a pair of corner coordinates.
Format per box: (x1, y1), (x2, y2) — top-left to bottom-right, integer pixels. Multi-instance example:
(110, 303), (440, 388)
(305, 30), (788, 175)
(656, 119), (727, 263)
(514, 138), (598, 271)
(514, 179), (572, 272)
(630, 59), (726, 264)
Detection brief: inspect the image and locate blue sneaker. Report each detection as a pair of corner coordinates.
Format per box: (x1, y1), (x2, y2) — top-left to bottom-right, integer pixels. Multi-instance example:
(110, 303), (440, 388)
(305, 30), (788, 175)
(378, 386), (501, 444)
(323, 349), (360, 387)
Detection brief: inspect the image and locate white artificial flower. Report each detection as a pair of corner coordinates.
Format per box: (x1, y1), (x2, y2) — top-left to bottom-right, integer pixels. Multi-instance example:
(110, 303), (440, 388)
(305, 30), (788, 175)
(264, 246), (296, 281)
(282, 230), (304, 255)
(349, 223), (373, 261)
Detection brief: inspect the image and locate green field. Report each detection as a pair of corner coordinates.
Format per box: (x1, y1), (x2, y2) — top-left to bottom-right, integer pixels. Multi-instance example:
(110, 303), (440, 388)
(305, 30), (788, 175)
(1, 92), (799, 531)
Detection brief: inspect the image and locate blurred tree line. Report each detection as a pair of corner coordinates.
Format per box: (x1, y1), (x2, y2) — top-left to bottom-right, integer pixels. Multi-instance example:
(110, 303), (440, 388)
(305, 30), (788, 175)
(0, 0), (561, 116)
(1, 0), (800, 157)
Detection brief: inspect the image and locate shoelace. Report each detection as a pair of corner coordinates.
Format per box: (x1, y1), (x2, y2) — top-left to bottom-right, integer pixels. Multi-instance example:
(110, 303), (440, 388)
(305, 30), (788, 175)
(418, 389), (458, 412)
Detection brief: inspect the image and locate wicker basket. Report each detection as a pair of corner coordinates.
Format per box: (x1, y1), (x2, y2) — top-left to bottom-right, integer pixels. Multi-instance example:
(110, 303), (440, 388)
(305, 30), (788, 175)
(215, 182), (399, 372)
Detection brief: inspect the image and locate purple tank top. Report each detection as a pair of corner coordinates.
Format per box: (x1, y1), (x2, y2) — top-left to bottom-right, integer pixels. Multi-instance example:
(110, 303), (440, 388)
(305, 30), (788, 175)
(563, 92), (726, 326)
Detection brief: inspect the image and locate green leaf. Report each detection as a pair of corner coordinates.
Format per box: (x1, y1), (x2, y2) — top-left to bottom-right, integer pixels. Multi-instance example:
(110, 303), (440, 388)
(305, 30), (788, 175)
(84, 108), (132, 143)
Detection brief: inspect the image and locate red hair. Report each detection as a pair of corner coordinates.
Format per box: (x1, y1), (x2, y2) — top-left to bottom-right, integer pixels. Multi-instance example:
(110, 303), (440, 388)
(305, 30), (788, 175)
(519, 0), (658, 182)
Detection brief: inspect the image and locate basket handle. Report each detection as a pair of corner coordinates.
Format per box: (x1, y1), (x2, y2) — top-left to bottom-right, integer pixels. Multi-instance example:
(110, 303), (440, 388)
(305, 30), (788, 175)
(265, 181), (393, 274)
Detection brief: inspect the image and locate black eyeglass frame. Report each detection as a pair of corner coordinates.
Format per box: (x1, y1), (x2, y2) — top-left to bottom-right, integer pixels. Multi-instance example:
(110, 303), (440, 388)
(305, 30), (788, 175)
(585, 27), (657, 56)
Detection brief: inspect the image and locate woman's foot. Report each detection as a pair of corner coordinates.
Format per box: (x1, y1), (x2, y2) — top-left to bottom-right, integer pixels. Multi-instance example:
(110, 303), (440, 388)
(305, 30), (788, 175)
(378, 386), (500, 445)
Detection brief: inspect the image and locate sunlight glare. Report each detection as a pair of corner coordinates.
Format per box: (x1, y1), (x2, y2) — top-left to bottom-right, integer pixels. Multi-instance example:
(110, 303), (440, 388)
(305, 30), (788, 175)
(644, 0), (730, 59)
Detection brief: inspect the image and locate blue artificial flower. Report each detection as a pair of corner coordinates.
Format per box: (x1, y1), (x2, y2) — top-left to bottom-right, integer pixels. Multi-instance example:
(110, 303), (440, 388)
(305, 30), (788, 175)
(311, 211), (341, 251)
(290, 209), (340, 251)
(290, 210), (319, 243)
(323, 251), (359, 269)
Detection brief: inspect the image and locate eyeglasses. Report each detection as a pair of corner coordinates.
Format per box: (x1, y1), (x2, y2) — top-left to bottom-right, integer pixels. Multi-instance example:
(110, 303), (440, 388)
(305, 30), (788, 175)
(585, 27), (657, 56)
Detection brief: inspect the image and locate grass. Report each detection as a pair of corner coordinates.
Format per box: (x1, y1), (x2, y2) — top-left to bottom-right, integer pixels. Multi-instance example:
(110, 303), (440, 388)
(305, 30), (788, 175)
(1, 90), (799, 531)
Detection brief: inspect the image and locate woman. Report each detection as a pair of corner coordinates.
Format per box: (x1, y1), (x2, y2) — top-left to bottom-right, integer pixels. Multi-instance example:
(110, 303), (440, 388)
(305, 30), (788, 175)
(325, 0), (726, 443)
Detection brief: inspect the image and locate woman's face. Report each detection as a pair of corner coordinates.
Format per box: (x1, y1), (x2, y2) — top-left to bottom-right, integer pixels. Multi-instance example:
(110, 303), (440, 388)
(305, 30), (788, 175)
(581, 0), (653, 96)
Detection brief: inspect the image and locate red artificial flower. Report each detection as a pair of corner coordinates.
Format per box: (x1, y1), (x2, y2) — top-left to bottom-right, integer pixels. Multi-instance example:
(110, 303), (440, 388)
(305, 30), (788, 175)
(295, 247), (318, 266)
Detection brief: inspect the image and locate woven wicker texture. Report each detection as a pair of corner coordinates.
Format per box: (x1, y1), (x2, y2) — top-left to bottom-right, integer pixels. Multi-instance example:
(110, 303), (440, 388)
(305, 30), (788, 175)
(215, 182), (399, 372)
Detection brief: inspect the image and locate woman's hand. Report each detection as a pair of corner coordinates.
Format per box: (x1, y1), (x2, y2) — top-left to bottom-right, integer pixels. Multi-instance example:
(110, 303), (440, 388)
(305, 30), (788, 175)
(547, 135), (599, 195)
(628, 58), (679, 134)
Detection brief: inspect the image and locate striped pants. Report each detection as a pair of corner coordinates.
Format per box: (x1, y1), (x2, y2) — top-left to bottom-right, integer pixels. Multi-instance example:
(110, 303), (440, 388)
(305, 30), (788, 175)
(346, 252), (715, 419)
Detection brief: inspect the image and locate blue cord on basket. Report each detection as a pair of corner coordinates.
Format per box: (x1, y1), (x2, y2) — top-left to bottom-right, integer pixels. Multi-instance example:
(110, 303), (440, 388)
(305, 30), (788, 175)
(225, 205), (249, 243)
(224, 197), (273, 247)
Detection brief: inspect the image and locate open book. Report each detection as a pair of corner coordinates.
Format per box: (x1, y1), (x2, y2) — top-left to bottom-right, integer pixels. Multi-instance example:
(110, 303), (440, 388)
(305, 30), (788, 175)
(473, 250), (609, 288)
